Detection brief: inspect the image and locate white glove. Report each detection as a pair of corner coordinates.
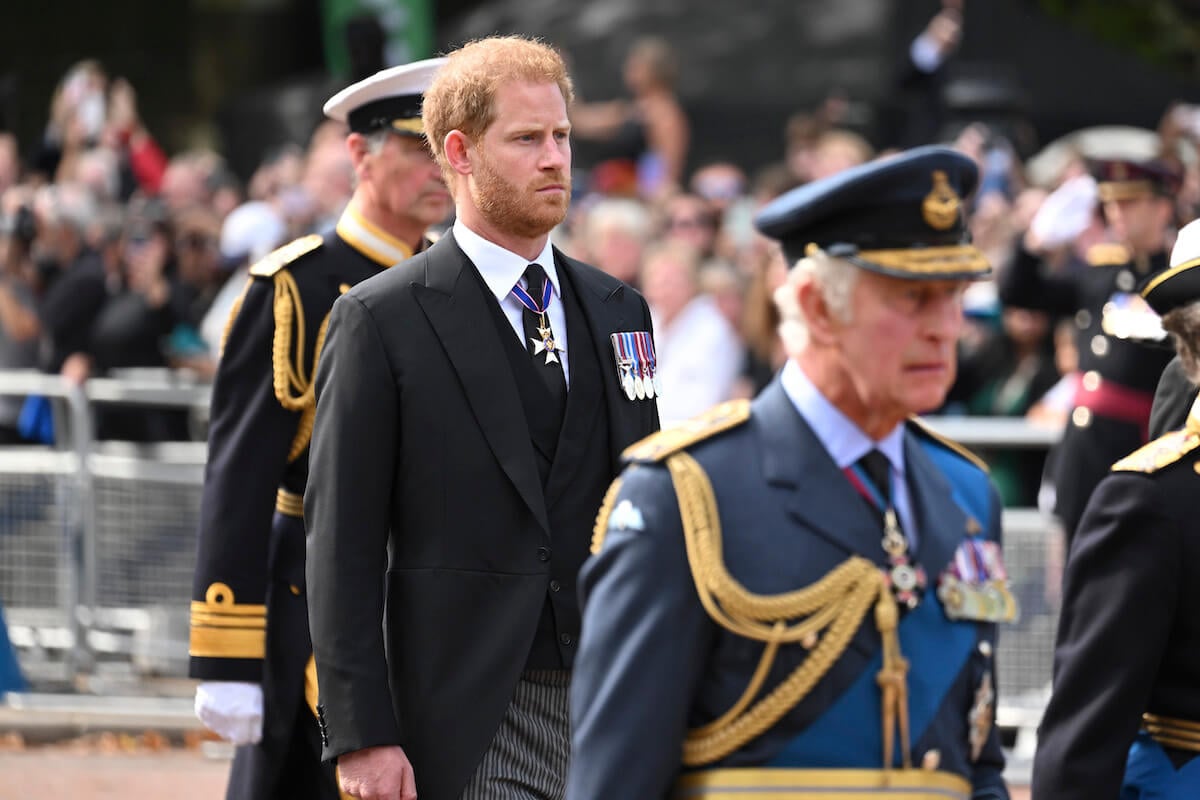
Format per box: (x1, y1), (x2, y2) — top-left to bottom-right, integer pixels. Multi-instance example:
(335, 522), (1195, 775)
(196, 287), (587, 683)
(1028, 174), (1098, 251)
(195, 681), (263, 745)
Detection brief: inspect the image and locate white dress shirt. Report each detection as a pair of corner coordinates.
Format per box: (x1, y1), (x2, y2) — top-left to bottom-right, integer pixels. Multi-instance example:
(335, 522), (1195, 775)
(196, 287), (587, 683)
(780, 360), (918, 548)
(454, 220), (570, 386)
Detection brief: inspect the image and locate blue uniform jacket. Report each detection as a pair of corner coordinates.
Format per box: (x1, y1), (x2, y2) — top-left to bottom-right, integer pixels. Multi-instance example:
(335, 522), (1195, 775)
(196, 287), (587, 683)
(568, 380), (1009, 800)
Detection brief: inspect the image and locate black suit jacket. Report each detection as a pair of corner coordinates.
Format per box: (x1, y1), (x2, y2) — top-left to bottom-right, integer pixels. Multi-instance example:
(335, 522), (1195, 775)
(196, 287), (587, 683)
(304, 233), (659, 800)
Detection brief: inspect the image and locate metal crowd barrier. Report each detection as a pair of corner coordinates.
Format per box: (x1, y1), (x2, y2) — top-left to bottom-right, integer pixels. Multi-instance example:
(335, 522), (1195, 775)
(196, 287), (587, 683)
(0, 368), (1066, 714)
(0, 370), (209, 689)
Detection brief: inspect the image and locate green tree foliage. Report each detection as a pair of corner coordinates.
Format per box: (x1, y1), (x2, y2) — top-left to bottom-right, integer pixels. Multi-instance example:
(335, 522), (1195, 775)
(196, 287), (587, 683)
(1037, 0), (1200, 77)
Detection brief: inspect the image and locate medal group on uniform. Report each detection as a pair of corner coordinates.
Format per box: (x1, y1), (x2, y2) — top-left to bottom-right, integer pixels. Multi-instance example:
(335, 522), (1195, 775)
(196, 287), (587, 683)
(186, 35), (1200, 800)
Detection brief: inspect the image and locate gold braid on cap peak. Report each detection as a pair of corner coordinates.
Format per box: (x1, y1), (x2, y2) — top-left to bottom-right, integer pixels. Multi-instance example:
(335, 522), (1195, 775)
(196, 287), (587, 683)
(857, 245), (990, 275)
(270, 270), (332, 461)
(667, 451), (910, 770)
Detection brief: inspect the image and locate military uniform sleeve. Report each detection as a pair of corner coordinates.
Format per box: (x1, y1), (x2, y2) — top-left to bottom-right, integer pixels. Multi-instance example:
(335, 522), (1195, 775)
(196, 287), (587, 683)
(996, 244), (1081, 315)
(1031, 472), (1181, 799)
(189, 277), (303, 681)
(567, 464), (715, 800)
(305, 293), (401, 759)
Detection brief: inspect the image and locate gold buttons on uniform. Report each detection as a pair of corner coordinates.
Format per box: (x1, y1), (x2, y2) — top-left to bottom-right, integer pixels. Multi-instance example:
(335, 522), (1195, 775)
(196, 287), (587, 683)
(1072, 407), (1092, 428)
(290, 585), (301, 595)
(1075, 310), (1091, 329)
(978, 640), (993, 657)
(1091, 335), (1110, 357)
(1081, 371), (1101, 392)
(921, 750), (941, 770)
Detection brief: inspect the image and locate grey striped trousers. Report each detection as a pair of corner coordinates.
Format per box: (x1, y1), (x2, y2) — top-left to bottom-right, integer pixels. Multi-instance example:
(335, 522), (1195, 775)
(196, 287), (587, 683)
(459, 670), (572, 800)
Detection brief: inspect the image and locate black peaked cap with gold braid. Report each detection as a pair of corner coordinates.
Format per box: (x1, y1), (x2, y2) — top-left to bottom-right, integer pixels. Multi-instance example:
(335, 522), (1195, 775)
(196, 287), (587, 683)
(1142, 217), (1200, 316)
(754, 145), (990, 281)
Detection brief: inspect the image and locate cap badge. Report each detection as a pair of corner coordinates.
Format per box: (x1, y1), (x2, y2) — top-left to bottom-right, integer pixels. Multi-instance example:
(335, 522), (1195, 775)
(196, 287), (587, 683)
(922, 170), (960, 231)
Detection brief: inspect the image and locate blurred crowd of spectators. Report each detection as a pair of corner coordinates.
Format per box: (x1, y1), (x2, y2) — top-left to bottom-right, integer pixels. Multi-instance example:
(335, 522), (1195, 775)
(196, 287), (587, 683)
(5, 28), (1200, 510)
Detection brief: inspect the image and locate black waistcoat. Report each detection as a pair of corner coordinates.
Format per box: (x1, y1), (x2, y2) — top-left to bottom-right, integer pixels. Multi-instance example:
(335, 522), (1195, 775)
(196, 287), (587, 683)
(476, 261), (612, 669)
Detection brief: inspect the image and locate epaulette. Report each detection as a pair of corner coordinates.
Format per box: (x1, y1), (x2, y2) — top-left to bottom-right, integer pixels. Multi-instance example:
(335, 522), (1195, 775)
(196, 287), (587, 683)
(1086, 242), (1131, 267)
(249, 234), (324, 278)
(907, 416), (990, 473)
(622, 400), (750, 464)
(1112, 428), (1200, 473)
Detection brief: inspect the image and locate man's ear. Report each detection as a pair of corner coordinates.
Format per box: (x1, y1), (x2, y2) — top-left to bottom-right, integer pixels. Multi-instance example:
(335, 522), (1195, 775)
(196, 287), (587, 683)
(797, 277), (839, 346)
(346, 132), (371, 176)
(443, 130), (473, 177)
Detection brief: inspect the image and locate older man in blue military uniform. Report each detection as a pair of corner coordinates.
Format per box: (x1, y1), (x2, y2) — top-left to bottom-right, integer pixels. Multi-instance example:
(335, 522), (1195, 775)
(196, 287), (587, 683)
(1032, 217), (1200, 799)
(567, 146), (1018, 800)
(187, 59), (451, 800)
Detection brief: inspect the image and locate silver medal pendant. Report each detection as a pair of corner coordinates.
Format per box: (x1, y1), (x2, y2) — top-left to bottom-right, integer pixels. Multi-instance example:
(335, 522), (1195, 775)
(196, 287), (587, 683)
(653, 374), (663, 397)
(634, 374), (646, 400)
(622, 369), (636, 401)
(644, 371), (656, 399)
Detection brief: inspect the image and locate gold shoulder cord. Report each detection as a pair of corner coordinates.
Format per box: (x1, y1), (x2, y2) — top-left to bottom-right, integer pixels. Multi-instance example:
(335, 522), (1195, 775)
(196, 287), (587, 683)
(271, 271), (332, 461)
(667, 451), (910, 772)
(590, 476), (625, 554)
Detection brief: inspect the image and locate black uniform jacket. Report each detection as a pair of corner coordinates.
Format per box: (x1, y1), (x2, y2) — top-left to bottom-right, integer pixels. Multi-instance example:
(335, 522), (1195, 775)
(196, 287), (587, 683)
(1033, 397), (1200, 798)
(304, 232), (659, 800)
(189, 223), (410, 781)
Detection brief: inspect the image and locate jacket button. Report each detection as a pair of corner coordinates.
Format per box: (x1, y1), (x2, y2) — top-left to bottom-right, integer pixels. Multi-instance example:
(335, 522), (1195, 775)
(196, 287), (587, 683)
(549, 579), (561, 593)
(559, 632), (573, 646)
(537, 546), (552, 562)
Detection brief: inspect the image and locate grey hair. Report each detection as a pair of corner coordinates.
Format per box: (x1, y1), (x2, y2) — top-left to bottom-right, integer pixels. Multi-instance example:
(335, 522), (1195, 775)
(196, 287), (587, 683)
(1162, 302), (1200, 386)
(364, 129), (391, 155)
(772, 246), (858, 353)
(582, 198), (651, 246)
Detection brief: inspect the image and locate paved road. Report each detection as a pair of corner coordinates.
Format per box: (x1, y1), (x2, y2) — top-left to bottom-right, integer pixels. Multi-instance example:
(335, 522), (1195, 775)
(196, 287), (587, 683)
(0, 748), (1031, 800)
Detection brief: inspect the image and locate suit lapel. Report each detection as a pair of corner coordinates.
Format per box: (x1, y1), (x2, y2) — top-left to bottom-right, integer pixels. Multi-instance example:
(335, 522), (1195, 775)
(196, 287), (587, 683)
(903, 431), (966, 577)
(543, 264), (600, 507)
(411, 234), (550, 536)
(755, 381), (887, 566)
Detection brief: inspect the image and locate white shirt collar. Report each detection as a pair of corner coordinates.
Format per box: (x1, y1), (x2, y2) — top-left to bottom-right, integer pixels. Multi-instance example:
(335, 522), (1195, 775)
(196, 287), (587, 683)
(453, 220), (559, 304)
(779, 359), (906, 478)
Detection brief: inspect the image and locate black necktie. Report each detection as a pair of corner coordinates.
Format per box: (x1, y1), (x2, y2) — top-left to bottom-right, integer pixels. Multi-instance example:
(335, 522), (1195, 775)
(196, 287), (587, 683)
(859, 450), (892, 507)
(520, 264), (567, 421)
(857, 448), (926, 609)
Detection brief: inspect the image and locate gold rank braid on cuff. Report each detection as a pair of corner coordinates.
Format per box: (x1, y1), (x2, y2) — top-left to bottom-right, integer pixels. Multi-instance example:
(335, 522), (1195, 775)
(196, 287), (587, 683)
(665, 452), (910, 771)
(271, 271), (332, 461)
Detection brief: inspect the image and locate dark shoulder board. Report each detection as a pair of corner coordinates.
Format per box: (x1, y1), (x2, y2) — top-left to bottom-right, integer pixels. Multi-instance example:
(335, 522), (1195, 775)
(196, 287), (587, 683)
(249, 234), (324, 278)
(907, 416), (989, 473)
(623, 400), (751, 464)
(1112, 428), (1200, 473)
(1086, 242), (1132, 267)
